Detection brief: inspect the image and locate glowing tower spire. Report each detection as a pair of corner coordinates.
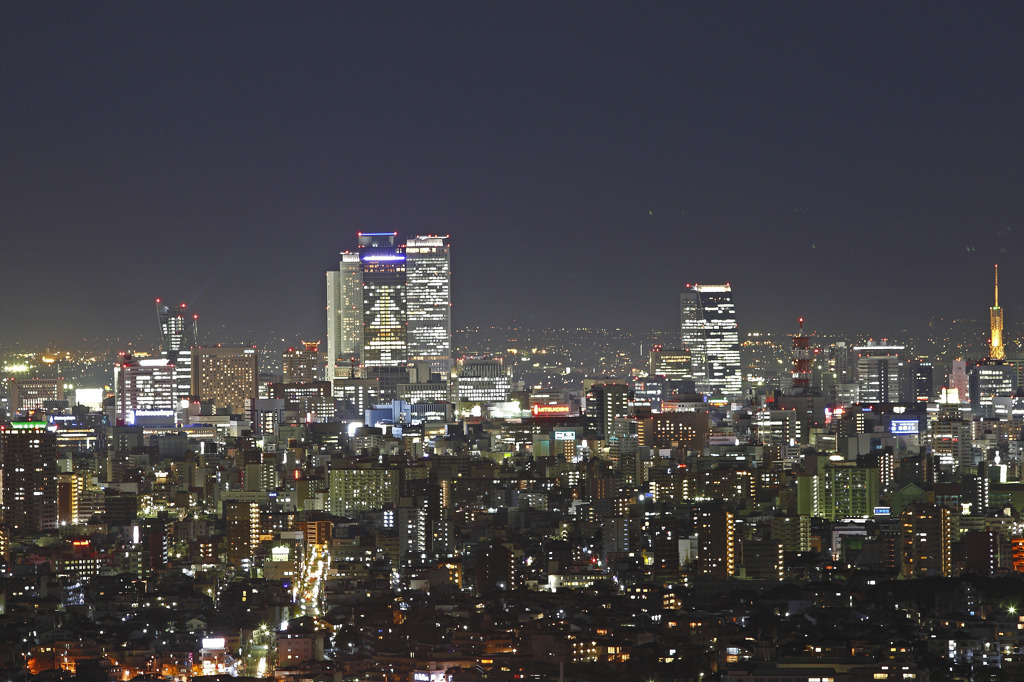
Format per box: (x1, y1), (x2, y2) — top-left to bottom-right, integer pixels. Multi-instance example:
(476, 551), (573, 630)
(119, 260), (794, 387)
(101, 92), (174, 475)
(989, 264), (1005, 360)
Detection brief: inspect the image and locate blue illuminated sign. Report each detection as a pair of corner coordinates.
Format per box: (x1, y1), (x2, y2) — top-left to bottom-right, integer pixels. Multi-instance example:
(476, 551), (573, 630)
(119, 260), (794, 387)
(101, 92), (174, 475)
(890, 419), (919, 435)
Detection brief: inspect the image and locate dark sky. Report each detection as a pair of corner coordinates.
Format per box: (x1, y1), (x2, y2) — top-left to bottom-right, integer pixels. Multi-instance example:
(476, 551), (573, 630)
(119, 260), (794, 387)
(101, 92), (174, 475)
(3, 2), (1023, 348)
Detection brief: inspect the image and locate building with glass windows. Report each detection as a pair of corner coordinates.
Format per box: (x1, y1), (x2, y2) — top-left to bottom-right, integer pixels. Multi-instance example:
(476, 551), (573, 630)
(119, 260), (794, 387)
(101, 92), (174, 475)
(680, 283), (742, 400)
(326, 252), (363, 382)
(406, 235), (452, 375)
(358, 233), (407, 367)
(156, 300), (198, 401)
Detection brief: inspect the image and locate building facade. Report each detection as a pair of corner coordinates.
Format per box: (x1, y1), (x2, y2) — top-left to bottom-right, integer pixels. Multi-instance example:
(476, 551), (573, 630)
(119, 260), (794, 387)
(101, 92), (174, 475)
(191, 347), (259, 416)
(680, 283), (742, 400)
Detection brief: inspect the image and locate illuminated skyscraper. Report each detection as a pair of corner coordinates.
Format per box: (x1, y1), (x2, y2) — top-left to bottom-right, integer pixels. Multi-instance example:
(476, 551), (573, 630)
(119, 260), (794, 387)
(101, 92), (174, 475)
(1, 421), (59, 534)
(328, 232), (454, 378)
(156, 300), (198, 400)
(359, 232), (407, 367)
(990, 264), (1005, 360)
(680, 283), (742, 399)
(406, 235), (452, 374)
(326, 252), (362, 381)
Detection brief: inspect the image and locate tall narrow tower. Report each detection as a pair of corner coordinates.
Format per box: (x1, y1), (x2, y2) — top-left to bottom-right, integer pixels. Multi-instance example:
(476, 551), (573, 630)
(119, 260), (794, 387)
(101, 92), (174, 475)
(326, 252), (363, 382)
(789, 317), (812, 396)
(990, 264), (1005, 360)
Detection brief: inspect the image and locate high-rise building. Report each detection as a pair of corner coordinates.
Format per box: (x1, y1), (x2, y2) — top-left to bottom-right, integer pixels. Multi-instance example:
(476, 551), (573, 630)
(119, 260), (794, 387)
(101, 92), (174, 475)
(696, 506), (736, 578)
(156, 300), (198, 400)
(928, 399), (973, 470)
(1, 421), (59, 534)
(854, 341), (903, 404)
(406, 235), (452, 375)
(969, 360), (1016, 417)
(114, 354), (177, 426)
(680, 283), (742, 400)
(224, 500), (261, 566)
(585, 381), (630, 439)
(326, 252), (362, 382)
(900, 359), (934, 403)
(283, 341), (321, 384)
(327, 233), (453, 378)
(359, 233), (407, 367)
(901, 503), (951, 577)
(191, 346), (259, 416)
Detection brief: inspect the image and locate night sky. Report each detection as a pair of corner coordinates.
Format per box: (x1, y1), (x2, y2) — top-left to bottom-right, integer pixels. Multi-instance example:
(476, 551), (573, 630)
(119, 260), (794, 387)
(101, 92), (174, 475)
(3, 3), (1023, 348)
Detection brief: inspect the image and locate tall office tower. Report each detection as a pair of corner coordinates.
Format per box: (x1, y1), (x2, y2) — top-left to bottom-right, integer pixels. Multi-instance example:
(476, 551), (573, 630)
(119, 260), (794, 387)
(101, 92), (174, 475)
(156, 300), (198, 400)
(6, 377), (64, 413)
(359, 233), (407, 367)
(990, 264), (1005, 360)
(1, 421), (59, 534)
(900, 503), (951, 578)
(853, 341), (903, 404)
(191, 346), (259, 416)
(680, 283), (742, 400)
(283, 341), (321, 384)
(114, 354), (177, 426)
(326, 252), (363, 382)
(406, 235), (452, 375)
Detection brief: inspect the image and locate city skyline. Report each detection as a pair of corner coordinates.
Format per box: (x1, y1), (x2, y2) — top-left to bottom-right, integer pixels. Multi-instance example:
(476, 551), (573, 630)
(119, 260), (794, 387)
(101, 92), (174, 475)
(2, 4), (1023, 347)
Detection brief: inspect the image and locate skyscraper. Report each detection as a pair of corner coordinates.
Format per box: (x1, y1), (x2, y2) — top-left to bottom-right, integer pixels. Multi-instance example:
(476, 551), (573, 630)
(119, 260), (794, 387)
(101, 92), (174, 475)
(405, 235), (452, 374)
(156, 300), (198, 400)
(679, 283), (742, 400)
(1, 421), (58, 534)
(327, 232), (452, 376)
(359, 233), (407, 367)
(326, 252), (362, 382)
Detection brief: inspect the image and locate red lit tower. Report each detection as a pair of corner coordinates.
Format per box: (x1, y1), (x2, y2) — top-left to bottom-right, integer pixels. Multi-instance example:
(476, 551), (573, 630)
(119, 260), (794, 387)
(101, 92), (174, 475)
(790, 317), (813, 396)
